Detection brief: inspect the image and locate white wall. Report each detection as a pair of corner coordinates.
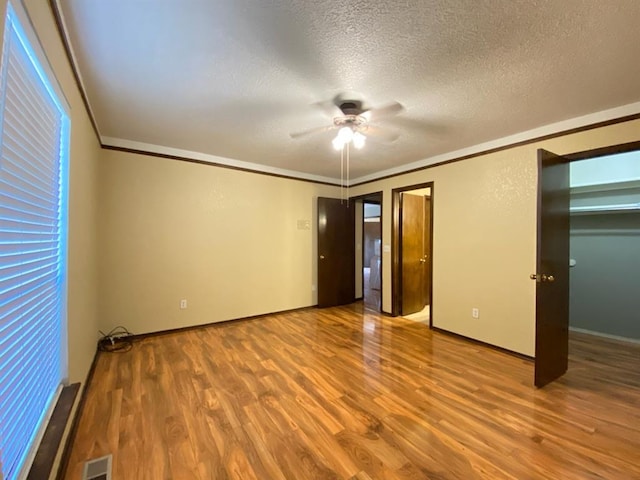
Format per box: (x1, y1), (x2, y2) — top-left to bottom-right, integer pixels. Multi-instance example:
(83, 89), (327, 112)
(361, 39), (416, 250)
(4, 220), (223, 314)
(571, 151), (640, 187)
(364, 203), (380, 217)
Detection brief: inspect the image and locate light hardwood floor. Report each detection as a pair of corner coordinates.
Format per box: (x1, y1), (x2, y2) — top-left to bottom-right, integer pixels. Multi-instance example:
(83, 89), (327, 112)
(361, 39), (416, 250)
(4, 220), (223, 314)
(64, 304), (640, 479)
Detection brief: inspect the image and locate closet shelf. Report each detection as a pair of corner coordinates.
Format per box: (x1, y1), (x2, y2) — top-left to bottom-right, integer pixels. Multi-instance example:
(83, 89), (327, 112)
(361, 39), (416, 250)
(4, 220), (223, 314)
(570, 179), (640, 194)
(570, 203), (640, 215)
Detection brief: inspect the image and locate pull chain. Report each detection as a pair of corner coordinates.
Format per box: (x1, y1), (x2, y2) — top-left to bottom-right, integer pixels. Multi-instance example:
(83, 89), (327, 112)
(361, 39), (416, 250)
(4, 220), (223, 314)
(340, 144), (344, 204)
(346, 142), (350, 207)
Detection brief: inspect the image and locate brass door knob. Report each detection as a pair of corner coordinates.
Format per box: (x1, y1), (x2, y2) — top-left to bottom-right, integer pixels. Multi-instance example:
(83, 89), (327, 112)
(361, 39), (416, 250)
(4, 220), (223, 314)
(530, 273), (555, 282)
(319, 255), (325, 259)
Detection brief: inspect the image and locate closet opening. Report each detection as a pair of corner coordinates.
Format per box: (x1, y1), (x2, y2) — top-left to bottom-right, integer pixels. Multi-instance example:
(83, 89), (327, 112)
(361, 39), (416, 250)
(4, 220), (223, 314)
(566, 148), (640, 380)
(569, 150), (640, 343)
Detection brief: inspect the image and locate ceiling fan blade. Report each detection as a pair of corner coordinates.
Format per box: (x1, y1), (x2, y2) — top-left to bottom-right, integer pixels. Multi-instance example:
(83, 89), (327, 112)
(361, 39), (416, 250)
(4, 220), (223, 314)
(290, 124), (336, 139)
(364, 125), (400, 143)
(384, 116), (449, 136)
(361, 101), (404, 122)
(312, 100), (344, 119)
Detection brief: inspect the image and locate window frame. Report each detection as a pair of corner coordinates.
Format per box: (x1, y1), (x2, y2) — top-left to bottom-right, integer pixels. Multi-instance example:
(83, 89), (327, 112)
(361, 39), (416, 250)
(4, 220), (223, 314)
(0, 1), (70, 478)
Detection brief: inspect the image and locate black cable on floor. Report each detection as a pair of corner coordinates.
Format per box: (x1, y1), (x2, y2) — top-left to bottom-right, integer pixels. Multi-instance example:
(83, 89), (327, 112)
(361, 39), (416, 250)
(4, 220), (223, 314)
(97, 325), (134, 353)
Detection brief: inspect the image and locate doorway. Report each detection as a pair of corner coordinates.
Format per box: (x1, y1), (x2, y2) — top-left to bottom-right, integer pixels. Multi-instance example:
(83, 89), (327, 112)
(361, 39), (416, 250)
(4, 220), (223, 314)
(362, 194), (382, 312)
(317, 197), (356, 307)
(535, 141), (640, 387)
(391, 183), (434, 320)
(568, 151), (640, 342)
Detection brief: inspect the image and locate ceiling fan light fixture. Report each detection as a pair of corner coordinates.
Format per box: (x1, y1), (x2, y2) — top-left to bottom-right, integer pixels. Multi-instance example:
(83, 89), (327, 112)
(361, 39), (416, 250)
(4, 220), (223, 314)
(352, 131), (366, 149)
(290, 97), (403, 201)
(337, 126), (354, 142)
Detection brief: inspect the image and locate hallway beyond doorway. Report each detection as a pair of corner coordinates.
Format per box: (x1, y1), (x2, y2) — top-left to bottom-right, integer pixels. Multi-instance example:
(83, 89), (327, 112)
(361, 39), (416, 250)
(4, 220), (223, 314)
(402, 304), (430, 324)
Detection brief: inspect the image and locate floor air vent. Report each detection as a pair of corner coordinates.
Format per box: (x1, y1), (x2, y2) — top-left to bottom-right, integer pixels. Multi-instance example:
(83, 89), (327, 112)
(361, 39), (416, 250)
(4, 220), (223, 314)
(82, 454), (112, 480)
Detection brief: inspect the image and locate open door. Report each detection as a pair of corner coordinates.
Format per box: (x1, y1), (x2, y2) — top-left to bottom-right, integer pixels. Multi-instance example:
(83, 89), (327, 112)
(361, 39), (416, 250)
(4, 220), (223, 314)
(401, 193), (426, 315)
(317, 197), (355, 307)
(533, 149), (570, 388)
(423, 196), (432, 307)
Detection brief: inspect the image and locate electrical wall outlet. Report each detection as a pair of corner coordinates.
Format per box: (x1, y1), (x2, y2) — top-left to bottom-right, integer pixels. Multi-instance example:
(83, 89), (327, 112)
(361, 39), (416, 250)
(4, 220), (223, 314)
(180, 299), (187, 309)
(472, 308), (479, 319)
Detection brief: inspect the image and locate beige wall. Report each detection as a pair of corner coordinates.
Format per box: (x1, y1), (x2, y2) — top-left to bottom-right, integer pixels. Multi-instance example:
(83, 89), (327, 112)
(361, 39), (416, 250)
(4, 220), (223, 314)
(350, 119), (640, 356)
(99, 120), (640, 357)
(99, 150), (340, 334)
(14, 0), (102, 384)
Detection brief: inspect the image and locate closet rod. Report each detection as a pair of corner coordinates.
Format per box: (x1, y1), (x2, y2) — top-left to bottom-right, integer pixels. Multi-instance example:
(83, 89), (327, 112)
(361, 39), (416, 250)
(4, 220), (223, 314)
(570, 203), (640, 215)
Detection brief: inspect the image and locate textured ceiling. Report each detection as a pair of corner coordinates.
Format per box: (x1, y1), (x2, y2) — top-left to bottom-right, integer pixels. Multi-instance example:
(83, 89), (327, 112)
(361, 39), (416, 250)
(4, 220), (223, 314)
(56, 0), (640, 184)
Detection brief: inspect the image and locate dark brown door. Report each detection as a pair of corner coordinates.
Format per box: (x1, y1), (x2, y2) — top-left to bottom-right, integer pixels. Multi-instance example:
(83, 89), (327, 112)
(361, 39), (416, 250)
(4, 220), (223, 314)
(423, 196), (432, 306)
(317, 197), (355, 307)
(534, 149), (570, 388)
(401, 193), (425, 315)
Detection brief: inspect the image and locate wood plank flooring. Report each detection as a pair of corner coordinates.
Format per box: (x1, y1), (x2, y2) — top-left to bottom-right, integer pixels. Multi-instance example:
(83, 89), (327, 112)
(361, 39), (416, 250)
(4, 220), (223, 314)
(63, 304), (640, 479)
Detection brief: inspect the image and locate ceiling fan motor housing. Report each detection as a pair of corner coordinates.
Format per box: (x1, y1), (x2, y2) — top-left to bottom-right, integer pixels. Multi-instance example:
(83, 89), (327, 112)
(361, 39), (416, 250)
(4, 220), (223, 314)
(334, 101), (367, 129)
(339, 101), (363, 116)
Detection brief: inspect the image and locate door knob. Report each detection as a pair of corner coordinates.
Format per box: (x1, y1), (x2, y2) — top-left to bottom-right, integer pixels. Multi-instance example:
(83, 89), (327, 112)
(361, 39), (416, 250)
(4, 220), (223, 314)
(320, 255), (325, 259)
(419, 258), (426, 263)
(530, 273), (555, 282)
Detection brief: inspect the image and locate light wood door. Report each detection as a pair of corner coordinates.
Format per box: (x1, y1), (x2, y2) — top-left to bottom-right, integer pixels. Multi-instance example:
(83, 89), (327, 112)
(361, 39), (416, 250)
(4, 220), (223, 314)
(317, 197), (355, 307)
(534, 149), (570, 388)
(423, 196), (432, 306)
(401, 193), (425, 315)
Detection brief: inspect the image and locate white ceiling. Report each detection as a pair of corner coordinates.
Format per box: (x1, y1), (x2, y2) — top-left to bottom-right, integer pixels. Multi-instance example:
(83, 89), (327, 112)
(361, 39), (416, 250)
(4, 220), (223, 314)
(56, 0), (640, 184)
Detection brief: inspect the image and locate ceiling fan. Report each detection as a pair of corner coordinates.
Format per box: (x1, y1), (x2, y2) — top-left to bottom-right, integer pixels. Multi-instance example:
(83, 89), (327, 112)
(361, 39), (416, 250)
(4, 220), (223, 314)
(290, 98), (404, 149)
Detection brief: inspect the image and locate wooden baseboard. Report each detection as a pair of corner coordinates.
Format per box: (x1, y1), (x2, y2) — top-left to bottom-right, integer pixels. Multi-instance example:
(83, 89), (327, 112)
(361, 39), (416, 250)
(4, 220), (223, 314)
(131, 305), (317, 342)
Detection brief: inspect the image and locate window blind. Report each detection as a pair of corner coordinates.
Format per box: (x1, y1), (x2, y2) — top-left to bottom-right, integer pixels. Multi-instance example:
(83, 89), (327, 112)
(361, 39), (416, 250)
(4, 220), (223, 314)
(0, 2), (70, 479)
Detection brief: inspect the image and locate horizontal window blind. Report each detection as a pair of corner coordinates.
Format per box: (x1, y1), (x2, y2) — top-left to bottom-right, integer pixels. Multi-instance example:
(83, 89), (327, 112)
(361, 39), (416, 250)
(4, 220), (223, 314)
(0, 2), (69, 479)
